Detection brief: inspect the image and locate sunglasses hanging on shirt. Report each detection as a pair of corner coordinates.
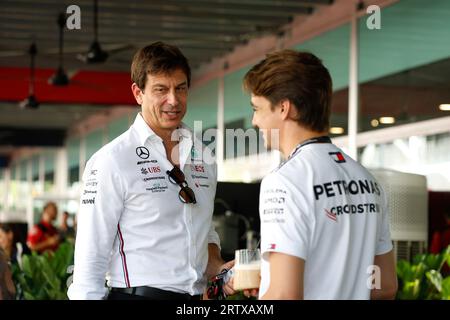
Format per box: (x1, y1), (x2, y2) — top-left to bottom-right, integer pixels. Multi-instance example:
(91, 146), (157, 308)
(166, 166), (197, 204)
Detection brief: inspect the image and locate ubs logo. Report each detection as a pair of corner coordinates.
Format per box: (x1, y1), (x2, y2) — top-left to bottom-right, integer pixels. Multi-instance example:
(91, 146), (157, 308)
(191, 165), (205, 173)
(136, 146), (150, 159)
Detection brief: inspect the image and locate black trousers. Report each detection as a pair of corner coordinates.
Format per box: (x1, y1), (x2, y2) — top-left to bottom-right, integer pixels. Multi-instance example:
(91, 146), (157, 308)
(107, 287), (203, 300)
(107, 290), (150, 300)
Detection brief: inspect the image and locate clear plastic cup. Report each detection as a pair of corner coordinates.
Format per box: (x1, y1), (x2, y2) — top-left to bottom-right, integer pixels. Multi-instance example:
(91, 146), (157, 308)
(233, 248), (261, 290)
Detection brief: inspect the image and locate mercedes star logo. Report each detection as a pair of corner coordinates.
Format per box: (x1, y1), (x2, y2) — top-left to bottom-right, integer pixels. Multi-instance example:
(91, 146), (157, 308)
(136, 146), (150, 159)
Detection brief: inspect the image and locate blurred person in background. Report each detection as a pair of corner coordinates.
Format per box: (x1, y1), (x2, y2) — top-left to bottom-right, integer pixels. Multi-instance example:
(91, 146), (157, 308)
(430, 209), (450, 254)
(0, 247), (15, 300)
(0, 223), (30, 265)
(430, 208), (450, 276)
(27, 201), (60, 254)
(59, 211), (76, 243)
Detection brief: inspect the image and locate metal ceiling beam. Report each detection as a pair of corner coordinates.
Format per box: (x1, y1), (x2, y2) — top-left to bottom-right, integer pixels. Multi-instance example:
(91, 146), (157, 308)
(0, 7), (285, 28)
(0, 16), (270, 38)
(0, 22), (274, 51)
(88, 0), (314, 16)
(0, 16), (258, 34)
(0, 39), (237, 59)
(1, 2), (294, 24)
(0, 39), (236, 52)
(153, 0), (334, 5)
(5, 0), (333, 8)
(0, 28), (250, 43)
(4, 0), (314, 16)
(0, 21), (254, 40)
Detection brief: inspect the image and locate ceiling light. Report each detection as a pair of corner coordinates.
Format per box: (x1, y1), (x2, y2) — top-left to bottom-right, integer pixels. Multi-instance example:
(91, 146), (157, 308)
(439, 104), (450, 111)
(77, 41), (108, 64)
(49, 67), (69, 86)
(329, 127), (344, 135)
(379, 117), (395, 124)
(49, 13), (69, 86)
(19, 95), (40, 109)
(19, 42), (40, 109)
(371, 119), (379, 127)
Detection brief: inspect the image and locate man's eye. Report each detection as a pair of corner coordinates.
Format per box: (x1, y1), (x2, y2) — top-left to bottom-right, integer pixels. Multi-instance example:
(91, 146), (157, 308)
(176, 86), (187, 92)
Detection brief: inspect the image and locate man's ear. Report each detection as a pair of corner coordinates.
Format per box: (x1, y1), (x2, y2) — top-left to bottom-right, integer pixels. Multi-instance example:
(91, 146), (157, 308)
(280, 99), (300, 120)
(131, 83), (143, 105)
(279, 99), (291, 120)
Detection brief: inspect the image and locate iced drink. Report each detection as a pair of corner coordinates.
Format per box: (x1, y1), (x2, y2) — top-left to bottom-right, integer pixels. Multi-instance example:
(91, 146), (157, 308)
(233, 249), (261, 290)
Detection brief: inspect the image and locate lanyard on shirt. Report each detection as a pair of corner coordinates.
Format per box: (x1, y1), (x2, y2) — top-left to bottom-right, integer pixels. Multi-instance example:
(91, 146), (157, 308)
(288, 136), (332, 159)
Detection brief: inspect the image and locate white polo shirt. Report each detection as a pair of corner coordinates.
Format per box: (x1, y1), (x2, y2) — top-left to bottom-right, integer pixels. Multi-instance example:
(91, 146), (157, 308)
(68, 113), (220, 300)
(258, 137), (393, 300)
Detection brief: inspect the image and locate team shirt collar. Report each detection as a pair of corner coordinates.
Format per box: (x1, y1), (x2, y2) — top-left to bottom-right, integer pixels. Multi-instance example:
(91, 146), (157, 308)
(132, 112), (193, 145)
(275, 135), (332, 171)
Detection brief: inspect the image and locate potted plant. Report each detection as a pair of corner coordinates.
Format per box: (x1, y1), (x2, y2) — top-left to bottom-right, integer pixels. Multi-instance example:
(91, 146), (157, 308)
(12, 241), (74, 300)
(396, 245), (450, 299)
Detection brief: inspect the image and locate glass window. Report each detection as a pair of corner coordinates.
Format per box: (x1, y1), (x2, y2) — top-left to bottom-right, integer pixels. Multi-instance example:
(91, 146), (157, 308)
(359, 132), (450, 190)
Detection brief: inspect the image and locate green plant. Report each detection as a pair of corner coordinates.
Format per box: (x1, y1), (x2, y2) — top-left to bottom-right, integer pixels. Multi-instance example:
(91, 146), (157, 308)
(226, 290), (256, 300)
(396, 245), (450, 300)
(12, 241), (74, 300)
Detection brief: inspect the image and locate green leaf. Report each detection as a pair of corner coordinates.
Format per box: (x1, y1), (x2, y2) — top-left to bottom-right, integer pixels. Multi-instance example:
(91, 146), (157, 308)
(441, 277), (450, 300)
(425, 254), (442, 270)
(396, 260), (411, 281)
(42, 268), (60, 291)
(21, 255), (32, 276)
(443, 245), (450, 268)
(399, 280), (421, 300)
(413, 254), (426, 265)
(36, 287), (47, 300)
(426, 270), (443, 292)
(411, 262), (427, 280)
(23, 291), (36, 300)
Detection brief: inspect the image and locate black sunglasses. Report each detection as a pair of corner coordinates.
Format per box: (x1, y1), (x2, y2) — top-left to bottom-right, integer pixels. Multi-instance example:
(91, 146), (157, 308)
(166, 166), (197, 204)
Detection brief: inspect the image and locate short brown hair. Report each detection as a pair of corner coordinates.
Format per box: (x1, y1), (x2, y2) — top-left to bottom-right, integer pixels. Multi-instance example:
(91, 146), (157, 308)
(131, 41), (191, 90)
(243, 50), (332, 132)
(43, 201), (57, 212)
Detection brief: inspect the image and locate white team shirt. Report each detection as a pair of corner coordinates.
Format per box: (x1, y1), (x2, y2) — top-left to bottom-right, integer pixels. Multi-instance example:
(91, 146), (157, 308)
(258, 137), (393, 300)
(68, 113), (220, 300)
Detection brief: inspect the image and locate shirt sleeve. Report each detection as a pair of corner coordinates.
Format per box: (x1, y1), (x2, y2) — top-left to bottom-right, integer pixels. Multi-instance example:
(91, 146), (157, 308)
(26, 225), (44, 246)
(260, 173), (311, 262)
(67, 151), (125, 300)
(375, 187), (393, 255)
(207, 161), (221, 249)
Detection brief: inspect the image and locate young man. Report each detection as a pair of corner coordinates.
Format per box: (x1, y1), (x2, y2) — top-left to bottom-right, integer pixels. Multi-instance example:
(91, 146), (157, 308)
(68, 42), (233, 300)
(243, 50), (397, 299)
(27, 201), (60, 254)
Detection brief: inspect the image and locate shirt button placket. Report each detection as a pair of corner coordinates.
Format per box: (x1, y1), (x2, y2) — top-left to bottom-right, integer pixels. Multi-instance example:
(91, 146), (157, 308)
(186, 205), (197, 267)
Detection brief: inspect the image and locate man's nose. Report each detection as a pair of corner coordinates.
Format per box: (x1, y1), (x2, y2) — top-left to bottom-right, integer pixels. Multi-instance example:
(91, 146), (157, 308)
(251, 114), (257, 128)
(166, 89), (179, 105)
